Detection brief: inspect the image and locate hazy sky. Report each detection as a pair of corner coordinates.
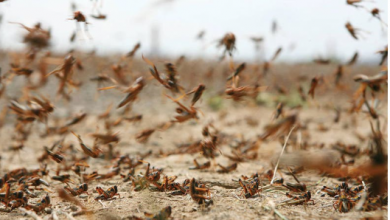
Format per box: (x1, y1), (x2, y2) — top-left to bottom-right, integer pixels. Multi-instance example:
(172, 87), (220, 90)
(0, 0), (387, 63)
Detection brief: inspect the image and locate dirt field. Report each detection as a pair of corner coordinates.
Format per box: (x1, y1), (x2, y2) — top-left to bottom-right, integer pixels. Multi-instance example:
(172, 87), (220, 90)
(0, 50), (387, 220)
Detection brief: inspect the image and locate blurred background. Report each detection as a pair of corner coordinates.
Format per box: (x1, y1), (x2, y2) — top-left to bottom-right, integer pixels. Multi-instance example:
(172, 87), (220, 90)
(0, 0), (387, 63)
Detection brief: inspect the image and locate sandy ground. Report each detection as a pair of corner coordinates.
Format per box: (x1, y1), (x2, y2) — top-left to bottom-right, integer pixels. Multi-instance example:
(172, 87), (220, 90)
(0, 106), (387, 220)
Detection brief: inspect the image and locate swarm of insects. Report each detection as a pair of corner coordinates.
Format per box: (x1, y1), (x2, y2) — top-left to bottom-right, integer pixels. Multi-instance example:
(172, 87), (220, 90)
(0, 2), (387, 220)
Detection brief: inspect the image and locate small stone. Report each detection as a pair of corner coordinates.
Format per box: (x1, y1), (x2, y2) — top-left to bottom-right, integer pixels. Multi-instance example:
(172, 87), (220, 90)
(79, 194), (88, 199)
(44, 208), (52, 214)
